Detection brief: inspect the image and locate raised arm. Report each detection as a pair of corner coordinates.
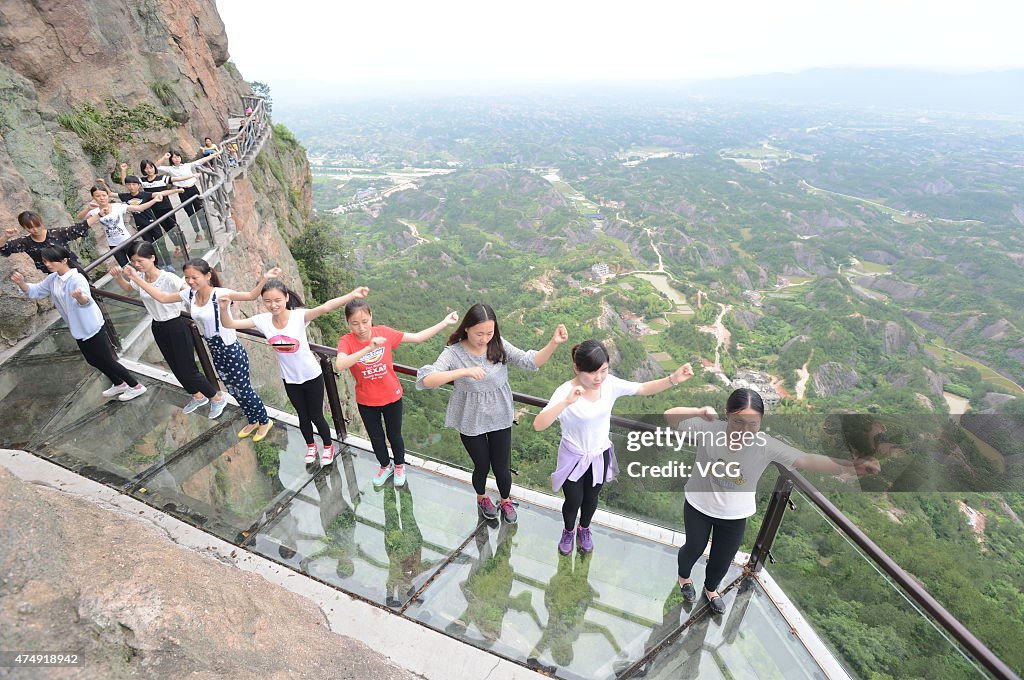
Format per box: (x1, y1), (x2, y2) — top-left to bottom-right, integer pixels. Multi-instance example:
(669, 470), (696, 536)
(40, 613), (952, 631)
(532, 324), (569, 368)
(635, 363), (694, 396)
(217, 297), (256, 330)
(304, 285), (369, 322)
(222, 267), (283, 301)
(402, 311), (459, 343)
(0, 226), (19, 249)
(75, 201), (99, 220)
(123, 266), (181, 304)
(118, 163), (128, 185)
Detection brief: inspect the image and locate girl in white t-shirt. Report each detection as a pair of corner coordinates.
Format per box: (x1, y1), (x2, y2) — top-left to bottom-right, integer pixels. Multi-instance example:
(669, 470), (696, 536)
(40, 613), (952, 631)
(158, 149), (220, 241)
(665, 388), (881, 614)
(534, 339), (694, 556)
(130, 257), (277, 441)
(219, 278), (370, 466)
(81, 185), (161, 266)
(110, 241), (225, 417)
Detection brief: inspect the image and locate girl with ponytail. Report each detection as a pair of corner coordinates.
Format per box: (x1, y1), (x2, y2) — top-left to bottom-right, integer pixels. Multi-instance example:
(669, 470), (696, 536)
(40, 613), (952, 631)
(665, 388), (880, 614)
(220, 277), (370, 466)
(127, 257), (278, 440)
(534, 339), (694, 556)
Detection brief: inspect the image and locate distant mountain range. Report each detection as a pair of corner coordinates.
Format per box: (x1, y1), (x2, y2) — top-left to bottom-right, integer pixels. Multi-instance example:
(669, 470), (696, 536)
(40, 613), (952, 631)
(686, 68), (1024, 115)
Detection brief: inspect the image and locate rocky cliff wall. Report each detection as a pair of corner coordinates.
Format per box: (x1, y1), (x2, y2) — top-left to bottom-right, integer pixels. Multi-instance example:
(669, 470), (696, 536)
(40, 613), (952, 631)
(0, 0), (313, 346)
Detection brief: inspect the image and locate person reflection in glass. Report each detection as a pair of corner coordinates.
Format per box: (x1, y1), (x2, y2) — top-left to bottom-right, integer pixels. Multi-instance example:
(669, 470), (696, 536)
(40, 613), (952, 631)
(446, 523), (541, 647)
(356, 483), (434, 608)
(529, 553), (621, 671)
(307, 464), (358, 581)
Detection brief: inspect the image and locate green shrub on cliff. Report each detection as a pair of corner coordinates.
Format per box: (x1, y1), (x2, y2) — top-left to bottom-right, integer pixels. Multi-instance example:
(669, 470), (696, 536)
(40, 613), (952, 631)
(57, 98), (178, 165)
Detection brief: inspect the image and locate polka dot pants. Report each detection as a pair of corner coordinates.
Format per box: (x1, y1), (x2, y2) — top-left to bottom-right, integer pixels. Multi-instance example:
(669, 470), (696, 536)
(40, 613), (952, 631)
(207, 336), (269, 425)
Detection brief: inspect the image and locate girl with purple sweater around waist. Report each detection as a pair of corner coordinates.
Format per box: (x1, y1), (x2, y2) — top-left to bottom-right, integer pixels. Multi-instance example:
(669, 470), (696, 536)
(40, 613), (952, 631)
(533, 340), (694, 555)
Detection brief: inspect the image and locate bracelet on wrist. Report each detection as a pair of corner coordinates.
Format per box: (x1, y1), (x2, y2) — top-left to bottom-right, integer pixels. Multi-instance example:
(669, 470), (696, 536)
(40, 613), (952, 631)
(668, 374), (677, 386)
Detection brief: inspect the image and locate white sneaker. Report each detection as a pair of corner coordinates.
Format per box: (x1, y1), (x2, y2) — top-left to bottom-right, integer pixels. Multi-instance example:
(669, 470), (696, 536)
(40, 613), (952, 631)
(304, 444), (318, 464)
(101, 383), (129, 398)
(119, 383), (148, 401)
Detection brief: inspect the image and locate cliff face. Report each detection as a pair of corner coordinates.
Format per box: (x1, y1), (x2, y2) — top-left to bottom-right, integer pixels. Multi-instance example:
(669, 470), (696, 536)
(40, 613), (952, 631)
(0, 0), (312, 346)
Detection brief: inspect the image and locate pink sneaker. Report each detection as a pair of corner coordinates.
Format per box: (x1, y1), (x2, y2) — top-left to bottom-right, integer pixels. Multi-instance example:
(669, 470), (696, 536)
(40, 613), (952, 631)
(304, 444), (318, 464)
(576, 526), (594, 553)
(320, 444), (335, 466)
(558, 527), (575, 555)
(477, 496), (498, 520)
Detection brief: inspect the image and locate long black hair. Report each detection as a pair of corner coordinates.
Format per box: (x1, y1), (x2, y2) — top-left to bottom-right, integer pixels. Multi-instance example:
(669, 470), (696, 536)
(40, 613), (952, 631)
(128, 240), (159, 265)
(448, 303), (506, 364)
(571, 340), (609, 372)
(261, 278), (304, 309)
(725, 388), (765, 415)
(39, 245), (85, 275)
(182, 258), (221, 287)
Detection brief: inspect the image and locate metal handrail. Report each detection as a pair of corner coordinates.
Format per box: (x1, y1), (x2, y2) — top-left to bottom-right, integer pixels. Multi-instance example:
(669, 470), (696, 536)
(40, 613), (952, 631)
(81, 97), (270, 274)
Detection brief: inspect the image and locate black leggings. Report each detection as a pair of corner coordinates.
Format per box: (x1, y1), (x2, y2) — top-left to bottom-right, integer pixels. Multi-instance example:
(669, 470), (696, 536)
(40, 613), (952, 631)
(677, 500), (747, 592)
(561, 448), (610, 531)
(178, 185), (207, 235)
(284, 374), (332, 446)
(151, 317), (217, 399)
(109, 248), (129, 267)
(358, 398), (405, 467)
(460, 427), (512, 499)
(76, 327), (138, 387)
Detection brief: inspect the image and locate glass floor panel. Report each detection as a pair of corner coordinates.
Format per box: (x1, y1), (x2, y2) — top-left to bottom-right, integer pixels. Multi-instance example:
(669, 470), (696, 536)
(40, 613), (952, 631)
(130, 420), (321, 544)
(29, 380), (228, 489)
(251, 446), (483, 609)
(624, 576), (829, 680)
(404, 502), (742, 680)
(0, 319), (836, 679)
(0, 351), (95, 449)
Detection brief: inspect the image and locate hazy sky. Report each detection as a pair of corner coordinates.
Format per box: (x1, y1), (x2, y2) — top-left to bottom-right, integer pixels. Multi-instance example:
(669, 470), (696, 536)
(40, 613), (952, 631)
(217, 0), (1022, 90)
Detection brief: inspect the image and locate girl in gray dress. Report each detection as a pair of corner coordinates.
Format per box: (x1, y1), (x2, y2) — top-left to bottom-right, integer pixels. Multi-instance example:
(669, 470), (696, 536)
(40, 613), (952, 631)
(417, 303), (568, 524)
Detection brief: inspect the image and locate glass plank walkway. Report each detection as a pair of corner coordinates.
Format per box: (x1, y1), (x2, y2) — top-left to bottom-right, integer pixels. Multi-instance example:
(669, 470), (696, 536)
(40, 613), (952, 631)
(0, 323), (838, 680)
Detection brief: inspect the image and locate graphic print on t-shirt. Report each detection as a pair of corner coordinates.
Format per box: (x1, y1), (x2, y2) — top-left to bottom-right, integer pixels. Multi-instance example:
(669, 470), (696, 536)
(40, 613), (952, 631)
(360, 346), (386, 365)
(268, 334), (301, 354)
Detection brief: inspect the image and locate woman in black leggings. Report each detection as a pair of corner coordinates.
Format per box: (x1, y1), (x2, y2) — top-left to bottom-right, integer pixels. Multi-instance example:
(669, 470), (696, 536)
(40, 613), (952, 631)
(666, 388), (880, 613)
(10, 245), (145, 401)
(220, 277), (369, 466)
(108, 242), (226, 417)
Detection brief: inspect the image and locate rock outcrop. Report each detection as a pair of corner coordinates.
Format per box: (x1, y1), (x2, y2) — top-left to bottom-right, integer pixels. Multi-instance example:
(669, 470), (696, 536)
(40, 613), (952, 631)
(0, 0), (312, 347)
(812, 361), (860, 397)
(0, 465), (416, 680)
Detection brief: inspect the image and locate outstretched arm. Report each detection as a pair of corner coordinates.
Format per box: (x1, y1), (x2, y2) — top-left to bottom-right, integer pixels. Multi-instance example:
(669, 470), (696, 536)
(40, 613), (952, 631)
(532, 324), (569, 368)
(126, 196), (163, 213)
(402, 311), (459, 343)
(635, 363), (694, 396)
(664, 406), (717, 429)
(795, 454), (881, 477)
(304, 286), (369, 322)
(223, 267), (283, 301)
(193, 150), (221, 166)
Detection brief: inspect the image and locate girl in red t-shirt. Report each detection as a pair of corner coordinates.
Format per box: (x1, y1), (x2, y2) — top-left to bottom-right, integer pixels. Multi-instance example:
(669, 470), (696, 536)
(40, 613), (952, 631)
(336, 300), (458, 487)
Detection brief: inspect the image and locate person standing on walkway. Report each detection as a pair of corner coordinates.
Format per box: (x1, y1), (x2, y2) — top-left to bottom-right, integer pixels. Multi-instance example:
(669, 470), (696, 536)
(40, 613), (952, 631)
(534, 339), (694, 555)
(127, 257), (275, 440)
(1, 210), (100, 274)
(417, 303), (568, 524)
(128, 160), (187, 257)
(108, 242), (226, 418)
(158, 148), (221, 242)
(77, 186), (161, 267)
(666, 388), (880, 613)
(336, 300), (458, 487)
(220, 278), (370, 466)
(98, 175), (183, 266)
(10, 245), (146, 401)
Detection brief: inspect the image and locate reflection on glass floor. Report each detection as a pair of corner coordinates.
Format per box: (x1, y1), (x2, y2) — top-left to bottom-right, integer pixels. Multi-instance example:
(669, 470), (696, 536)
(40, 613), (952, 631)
(0, 327), (838, 679)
